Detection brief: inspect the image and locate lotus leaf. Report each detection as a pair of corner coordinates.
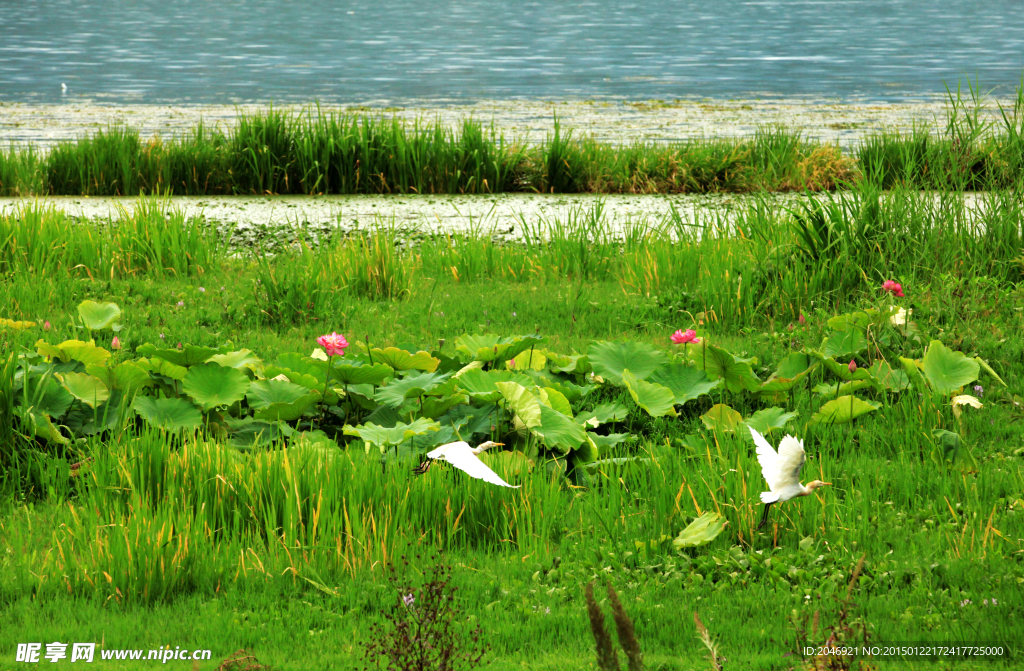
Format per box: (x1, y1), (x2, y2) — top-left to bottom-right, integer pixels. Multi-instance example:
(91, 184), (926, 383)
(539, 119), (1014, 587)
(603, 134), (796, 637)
(494, 381), (542, 428)
(744, 407), (798, 435)
(363, 346), (439, 372)
(811, 395), (881, 425)
(85, 361), (152, 395)
(135, 357), (188, 381)
(77, 300), (121, 331)
(376, 371), (452, 408)
(133, 396), (202, 431)
(673, 511), (728, 549)
(23, 374), (75, 418)
(328, 361), (393, 386)
(819, 329), (868, 359)
(208, 349), (264, 375)
(454, 333), (546, 363)
(538, 386), (573, 416)
(622, 369), (677, 417)
(59, 372), (110, 409)
(420, 393), (469, 418)
(0, 318), (36, 330)
(922, 340), (979, 396)
(246, 378), (314, 410)
(343, 418), (440, 453)
(254, 391), (321, 421)
(36, 339), (111, 366)
(509, 349), (547, 371)
(575, 402), (630, 428)
(758, 352), (816, 394)
(226, 417), (292, 449)
(813, 379), (874, 396)
(182, 362), (252, 410)
(974, 356), (1006, 387)
(695, 344), (761, 393)
(818, 355), (873, 382)
(586, 432), (634, 455)
(18, 408), (69, 444)
(136, 343), (217, 367)
(868, 361), (910, 392)
(587, 340), (667, 386)
(648, 363), (722, 404)
(700, 404), (743, 432)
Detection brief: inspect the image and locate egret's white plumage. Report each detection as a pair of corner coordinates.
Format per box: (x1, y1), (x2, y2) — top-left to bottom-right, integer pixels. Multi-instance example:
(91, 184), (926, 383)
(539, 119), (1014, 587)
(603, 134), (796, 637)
(418, 440), (519, 488)
(749, 426), (830, 529)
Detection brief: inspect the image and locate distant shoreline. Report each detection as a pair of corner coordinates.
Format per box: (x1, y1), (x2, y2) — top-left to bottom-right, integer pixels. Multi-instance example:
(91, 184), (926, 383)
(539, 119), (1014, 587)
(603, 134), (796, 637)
(0, 96), (1007, 150)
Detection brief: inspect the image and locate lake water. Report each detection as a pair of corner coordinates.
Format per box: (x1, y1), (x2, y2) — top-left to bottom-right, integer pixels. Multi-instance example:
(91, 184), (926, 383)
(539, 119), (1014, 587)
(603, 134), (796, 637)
(2, 0), (1023, 104)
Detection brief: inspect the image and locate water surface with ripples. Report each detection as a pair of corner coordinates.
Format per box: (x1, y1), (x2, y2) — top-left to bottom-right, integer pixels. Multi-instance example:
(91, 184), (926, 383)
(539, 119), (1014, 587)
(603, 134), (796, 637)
(2, 0), (1023, 104)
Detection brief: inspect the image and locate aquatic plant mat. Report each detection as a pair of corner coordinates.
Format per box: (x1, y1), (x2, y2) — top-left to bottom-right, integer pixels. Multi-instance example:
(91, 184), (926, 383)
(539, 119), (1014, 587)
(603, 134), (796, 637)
(2, 175), (1022, 669)
(3, 84), (1024, 198)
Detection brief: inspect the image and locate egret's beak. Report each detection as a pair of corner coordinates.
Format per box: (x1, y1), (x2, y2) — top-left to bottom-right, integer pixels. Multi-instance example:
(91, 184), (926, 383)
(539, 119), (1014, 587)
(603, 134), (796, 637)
(822, 482), (833, 486)
(492, 442), (505, 446)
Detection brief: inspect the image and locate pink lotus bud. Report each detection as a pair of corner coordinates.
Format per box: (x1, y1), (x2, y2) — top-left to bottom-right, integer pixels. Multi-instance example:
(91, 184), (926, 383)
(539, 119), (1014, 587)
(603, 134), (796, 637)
(316, 332), (349, 357)
(787, 323), (794, 332)
(848, 359), (857, 373)
(671, 328), (699, 345)
(43, 320), (51, 331)
(111, 336), (121, 350)
(508, 359), (516, 369)
(798, 313), (806, 325)
(177, 342), (183, 350)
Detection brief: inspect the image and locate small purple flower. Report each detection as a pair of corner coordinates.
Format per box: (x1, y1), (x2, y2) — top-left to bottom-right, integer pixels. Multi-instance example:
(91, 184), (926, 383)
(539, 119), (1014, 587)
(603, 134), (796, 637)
(403, 594), (415, 607)
(973, 384), (984, 397)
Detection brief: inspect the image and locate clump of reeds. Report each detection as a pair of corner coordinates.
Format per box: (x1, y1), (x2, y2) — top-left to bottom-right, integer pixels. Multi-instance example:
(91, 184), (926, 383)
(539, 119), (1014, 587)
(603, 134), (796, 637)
(584, 581), (643, 671)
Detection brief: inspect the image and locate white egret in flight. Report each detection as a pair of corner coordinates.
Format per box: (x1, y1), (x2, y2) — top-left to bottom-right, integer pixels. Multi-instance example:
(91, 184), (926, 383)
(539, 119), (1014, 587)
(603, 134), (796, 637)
(749, 426), (830, 530)
(413, 441), (520, 488)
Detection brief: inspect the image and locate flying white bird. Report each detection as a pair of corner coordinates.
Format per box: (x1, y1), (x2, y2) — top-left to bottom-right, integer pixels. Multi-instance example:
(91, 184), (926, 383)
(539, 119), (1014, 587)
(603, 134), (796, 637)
(61, 82), (67, 92)
(413, 440), (519, 488)
(749, 426), (830, 530)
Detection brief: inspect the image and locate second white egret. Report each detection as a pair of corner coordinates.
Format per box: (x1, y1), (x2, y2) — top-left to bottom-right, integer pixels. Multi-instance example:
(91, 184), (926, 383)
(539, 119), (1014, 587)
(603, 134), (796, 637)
(413, 440), (520, 488)
(749, 426), (830, 530)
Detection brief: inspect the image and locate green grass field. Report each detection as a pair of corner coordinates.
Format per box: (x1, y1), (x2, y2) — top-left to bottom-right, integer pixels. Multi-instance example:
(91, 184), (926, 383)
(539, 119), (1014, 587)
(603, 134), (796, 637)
(2, 99), (1024, 670)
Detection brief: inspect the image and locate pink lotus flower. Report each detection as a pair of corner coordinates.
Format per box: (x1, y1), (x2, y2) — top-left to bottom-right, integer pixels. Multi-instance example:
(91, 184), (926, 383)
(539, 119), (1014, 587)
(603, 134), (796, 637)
(670, 329), (700, 345)
(317, 332), (349, 357)
(848, 359), (857, 373)
(111, 336), (121, 350)
(882, 280), (904, 298)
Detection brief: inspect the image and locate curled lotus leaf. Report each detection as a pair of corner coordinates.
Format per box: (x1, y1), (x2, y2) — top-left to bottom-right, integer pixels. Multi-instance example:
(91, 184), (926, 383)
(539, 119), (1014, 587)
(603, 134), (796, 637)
(673, 511), (728, 549)
(36, 339), (111, 366)
(454, 333), (546, 363)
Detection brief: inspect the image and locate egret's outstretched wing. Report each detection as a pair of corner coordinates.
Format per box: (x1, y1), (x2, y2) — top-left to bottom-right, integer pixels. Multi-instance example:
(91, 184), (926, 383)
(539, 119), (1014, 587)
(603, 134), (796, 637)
(430, 442), (520, 488)
(749, 426), (805, 493)
(776, 435), (806, 485)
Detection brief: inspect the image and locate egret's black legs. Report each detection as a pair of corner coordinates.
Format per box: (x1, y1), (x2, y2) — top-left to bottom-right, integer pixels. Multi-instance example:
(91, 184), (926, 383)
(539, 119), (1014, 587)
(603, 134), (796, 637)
(413, 461), (432, 476)
(757, 502), (774, 530)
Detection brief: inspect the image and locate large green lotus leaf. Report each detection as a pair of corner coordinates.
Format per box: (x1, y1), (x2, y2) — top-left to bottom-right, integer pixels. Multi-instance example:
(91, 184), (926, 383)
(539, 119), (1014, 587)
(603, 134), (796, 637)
(575, 402), (630, 428)
(521, 369), (592, 402)
(343, 418), (440, 453)
(695, 344), (761, 393)
(59, 372), (110, 409)
(974, 357), (1006, 388)
(0, 317), (36, 330)
(182, 362), (252, 410)
(672, 511), (728, 549)
(899, 357), (929, 392)
(587, 340), (667, 386)
(479, 450), (534, 479)
(85, 361), (152, 395)
(19, 408), (70, 444)
(133, 396), (202, 431)
(648, 363), (722, 404)
(586, 432), (634, 455)
(364, 347), (439, 372)
(546, 351), (591, 375)
(275, 353), (326, 381)
(136, 343), (218, 367)
(622, 369), (677, 418)
(36, 339), (111, 366)
(810, 395), (881, 425)
(509, 349), (547, 371)
(253, 391), (321, 422)
(77, 300), (121, 330)
(818, 329), (868, 359)
(826, 310), (876, 333)
(868, 361), (909, 392)
(494, 381), (542, 429)
(744, 407), (798, 435)
(759, 352), (817, 393)
(208, 349), (264, 375)
(454, 333), (546, 363)
(533, 404), (588, 453)
(135, 357), (188, 381)
(571, 434), (600, 465)
(812, 379), (874, 396)
(456, 368), (535, 404)
(922, 340), (980, 396)
(246, 378), (313, 410)
(819, 356), (873, 382)
(700, 403), (743, 432)
(264, 365), (322, 392)
(23, 375), (75, 418)
(226, 417), (292, 449)
(421, 393), (469, 419)
(328, 362), (393, 386)
(375, 371), (452, 408)
(538, 387), (573, 416)
(82, 389), (127, 435)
